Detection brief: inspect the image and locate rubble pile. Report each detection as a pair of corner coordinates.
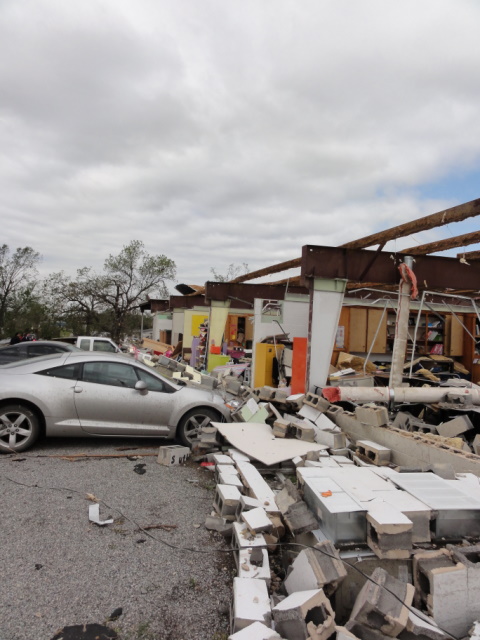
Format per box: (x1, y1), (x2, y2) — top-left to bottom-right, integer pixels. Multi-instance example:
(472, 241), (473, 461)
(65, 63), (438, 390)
(184, 383), (480, 640)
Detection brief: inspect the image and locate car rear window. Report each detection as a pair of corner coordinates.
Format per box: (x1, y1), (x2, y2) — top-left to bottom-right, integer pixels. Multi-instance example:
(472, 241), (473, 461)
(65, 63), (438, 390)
(36, 364), (82, 380)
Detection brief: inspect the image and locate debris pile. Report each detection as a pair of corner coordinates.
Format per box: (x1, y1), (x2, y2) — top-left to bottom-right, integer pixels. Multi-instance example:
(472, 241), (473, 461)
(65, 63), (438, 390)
(189, 384), (480, 639)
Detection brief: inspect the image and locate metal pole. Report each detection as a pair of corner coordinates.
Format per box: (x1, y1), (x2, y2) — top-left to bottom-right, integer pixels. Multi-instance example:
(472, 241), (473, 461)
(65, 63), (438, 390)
(389, 256), (414, 388)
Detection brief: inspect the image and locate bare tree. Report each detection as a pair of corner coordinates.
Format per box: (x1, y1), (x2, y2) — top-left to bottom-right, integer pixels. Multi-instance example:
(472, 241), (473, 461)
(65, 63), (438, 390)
(210, 262), (249, 282)
(0, 245), (41, 336)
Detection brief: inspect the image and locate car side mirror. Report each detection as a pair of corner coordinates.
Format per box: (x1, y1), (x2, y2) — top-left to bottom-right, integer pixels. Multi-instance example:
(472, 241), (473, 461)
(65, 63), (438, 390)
(135, 380), (148, 392)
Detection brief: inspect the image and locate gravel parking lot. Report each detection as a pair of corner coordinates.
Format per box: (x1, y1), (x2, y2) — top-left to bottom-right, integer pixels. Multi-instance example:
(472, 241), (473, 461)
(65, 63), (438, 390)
(1, 436), (234, 640)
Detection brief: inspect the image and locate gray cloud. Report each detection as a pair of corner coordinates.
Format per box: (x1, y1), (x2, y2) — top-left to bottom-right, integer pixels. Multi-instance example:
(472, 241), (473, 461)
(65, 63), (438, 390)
(1, 0), (479, 290)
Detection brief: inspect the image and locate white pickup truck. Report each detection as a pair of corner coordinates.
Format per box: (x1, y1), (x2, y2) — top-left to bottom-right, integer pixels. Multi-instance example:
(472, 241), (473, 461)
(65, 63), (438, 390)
(54, 336), (121, 353)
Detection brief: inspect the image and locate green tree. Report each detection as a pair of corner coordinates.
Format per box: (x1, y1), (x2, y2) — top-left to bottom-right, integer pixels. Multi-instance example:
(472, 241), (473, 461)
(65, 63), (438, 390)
(0, 245), (41, 337)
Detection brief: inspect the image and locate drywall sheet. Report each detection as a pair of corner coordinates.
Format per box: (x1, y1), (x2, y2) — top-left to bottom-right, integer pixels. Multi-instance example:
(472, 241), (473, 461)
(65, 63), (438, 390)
(208, 303), (230, 352)
(212, 422), (327, 466)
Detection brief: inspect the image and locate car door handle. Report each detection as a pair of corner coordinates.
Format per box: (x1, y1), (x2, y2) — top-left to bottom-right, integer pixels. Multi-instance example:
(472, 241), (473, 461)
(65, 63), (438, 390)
(74, 387), (83, 393)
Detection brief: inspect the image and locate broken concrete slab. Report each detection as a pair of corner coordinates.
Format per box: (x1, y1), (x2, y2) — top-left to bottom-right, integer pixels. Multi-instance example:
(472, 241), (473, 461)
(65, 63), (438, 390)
(238, 547), (271, 584)
(276, 479), (319, 535)
(284, 540), (347, 596)
(348, 567), (414, 637)
(204, 514), (233, 537)
(273, 589), (336, 640)
(232, 577), (271, 633)
(213, 422), (329, 467)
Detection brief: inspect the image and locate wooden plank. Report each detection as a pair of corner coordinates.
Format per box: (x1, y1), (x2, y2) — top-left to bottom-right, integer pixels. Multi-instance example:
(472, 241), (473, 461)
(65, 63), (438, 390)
(341, 198), (480, 249)
(404, 230), (480, 255)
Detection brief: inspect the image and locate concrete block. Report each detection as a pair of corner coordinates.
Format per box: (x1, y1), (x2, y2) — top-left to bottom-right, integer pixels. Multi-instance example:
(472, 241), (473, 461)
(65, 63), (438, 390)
(273, 418), (290, 438)
(373, 490), (431, 544)
(228, 621), (283, 639)
(157, 445), (190, 466)
(291, 456), (305, 467)
(229, 448), (251, 463)
(273, 589), (336, 640)
(348, 567), (414, 637)
(436, 415), (474, 438)
(204, 514), (233, 537)
(299, 403), (325, 423)
(413, 549), (469, 637)
(293, 422), (316, 442)
(366, 500), (413, 560)
(356, 440), (391, 466)
(213, 453), (235, 465)
(284, 540), (347, 596)
(275, 480), (318, 535)
(199, 426), (221, 446)
(241, 507), (274, 534)
(355, 405), (389, 428)
(232, 577), (271, 632)
(235, 495), (264, 521)
(236, 462), (279, 514)
(218, 472), (245, 491)
(214, 484), (242, 521)
(232, 522), (267, 551)
(325, 405), (344, 423)
(473, 434), (480, 456)
(238, 547), (271, 585)
(450, 544), (480, 624)
(304, 392), (330, 411)
(286, 393), (305, 411)
(345, 620), (390, 640)
(256, 386), (277, 402)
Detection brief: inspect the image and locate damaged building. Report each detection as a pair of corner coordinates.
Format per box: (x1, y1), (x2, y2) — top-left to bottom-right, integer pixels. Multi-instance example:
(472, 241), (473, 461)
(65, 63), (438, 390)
(146, 198), (480, 639)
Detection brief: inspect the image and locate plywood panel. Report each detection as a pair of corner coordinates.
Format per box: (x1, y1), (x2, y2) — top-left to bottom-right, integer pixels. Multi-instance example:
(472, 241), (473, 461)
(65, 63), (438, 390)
(349, 308), (368, 352)
(367, 309), (387, 354)
(445, 314), (464, 356)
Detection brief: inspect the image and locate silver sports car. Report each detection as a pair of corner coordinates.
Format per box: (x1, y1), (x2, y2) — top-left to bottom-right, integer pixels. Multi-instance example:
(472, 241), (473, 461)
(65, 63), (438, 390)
(0, 352), (232, 453)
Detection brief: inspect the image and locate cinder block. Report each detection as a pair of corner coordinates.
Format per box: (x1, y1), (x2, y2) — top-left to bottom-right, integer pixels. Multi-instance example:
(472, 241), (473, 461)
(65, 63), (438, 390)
(286, 393), (305, 411)
(413, 549), (468, 637)
(276, 479), (319, 535)
(436, 415), (473, 438)
(355, 405), (389, 428)
(293, 422), (316, 442)
(241, 507), (274, 535)
(232, 521), (267, 551)
(304, 392), (330, 411)
(397, 607), (448, 640)
(213, 453), (235, 465)
(256, 386), (277, 402)
(204, 514), (233, 537)
(273, 589), (335, 640)
(449, 544), (480, 624)
(273, 418), (290, 438)
(157, 445), (190, 466)
(472, 434), (480, 456)
(238, 548), (271, 584)
(284, 540), (347, 596)
(348, 567), (414, 637)
(232, 577), (271, 632)
(366, 501), (413, 560)
(299, 403), (325, 423)
(218, 472), (244, 491)
(356, 440), (391, 466)
(214, 484), (242, 521)
(325, 405), (344, 423)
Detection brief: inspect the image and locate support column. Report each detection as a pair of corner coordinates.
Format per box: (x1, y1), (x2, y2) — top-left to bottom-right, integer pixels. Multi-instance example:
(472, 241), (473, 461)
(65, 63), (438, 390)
(307, 278), (347, 391)
(389, 256), (413, 388)
(207, 300), (230, 370)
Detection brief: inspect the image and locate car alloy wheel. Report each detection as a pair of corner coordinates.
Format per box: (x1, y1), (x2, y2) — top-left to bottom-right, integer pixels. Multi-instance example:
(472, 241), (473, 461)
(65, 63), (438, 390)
(0, 404), (40, 453)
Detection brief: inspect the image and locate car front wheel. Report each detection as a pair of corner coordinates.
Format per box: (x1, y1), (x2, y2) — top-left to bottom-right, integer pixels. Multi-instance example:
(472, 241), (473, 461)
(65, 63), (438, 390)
(177, 407), (222, 448)
(0, 404), (40, 453)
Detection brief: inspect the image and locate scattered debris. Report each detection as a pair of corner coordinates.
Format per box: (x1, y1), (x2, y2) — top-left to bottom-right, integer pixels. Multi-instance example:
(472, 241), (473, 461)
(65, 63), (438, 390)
(88, 504), (113, 526)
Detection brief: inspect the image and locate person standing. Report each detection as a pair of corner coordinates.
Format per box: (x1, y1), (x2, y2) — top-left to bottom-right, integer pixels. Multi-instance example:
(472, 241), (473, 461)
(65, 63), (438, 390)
(10, 332), (23, 345)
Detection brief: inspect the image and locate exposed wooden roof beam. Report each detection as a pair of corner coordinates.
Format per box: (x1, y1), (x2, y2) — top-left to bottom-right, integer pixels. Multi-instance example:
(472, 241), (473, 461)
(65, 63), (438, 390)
(403, 230), (480, 255)
(341, 197), (480, 249)
(457, 249), (480, 261)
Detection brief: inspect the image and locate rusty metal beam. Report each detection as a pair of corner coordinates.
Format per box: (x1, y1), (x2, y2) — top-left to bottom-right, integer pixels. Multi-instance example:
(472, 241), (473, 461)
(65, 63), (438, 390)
(204, 281), (308, 303)
(169, 294), (207, 310)
(301, 245), (480, 291)
(341, 197), (480, 250)
(403, 230), (480, 255)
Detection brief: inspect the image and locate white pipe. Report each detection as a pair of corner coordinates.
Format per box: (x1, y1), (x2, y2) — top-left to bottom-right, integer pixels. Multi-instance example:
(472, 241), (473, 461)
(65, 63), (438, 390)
(323, 385), (480, 405)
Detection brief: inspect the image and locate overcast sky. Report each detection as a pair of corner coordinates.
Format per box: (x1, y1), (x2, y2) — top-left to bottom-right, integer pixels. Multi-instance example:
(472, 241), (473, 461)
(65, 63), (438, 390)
(1, 0), (479, 293)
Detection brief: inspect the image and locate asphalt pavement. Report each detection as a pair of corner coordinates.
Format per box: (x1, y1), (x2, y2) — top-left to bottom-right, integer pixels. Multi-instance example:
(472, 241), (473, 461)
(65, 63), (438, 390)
(1, 436), (233, 640)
